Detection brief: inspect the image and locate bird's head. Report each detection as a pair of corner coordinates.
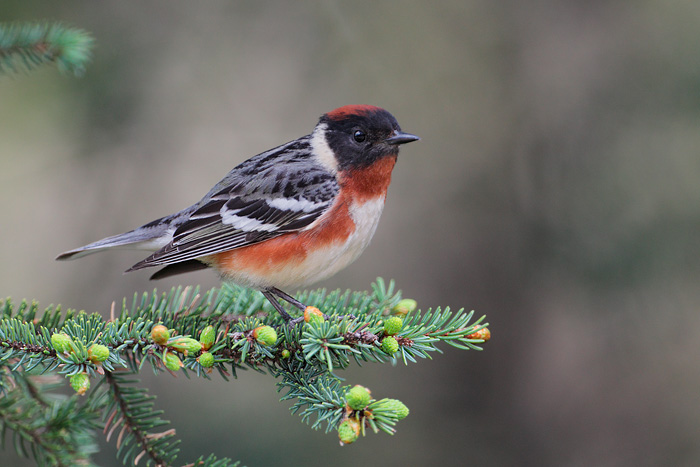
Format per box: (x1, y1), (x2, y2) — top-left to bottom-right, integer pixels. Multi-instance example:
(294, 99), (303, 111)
(316, 105), (420, 171)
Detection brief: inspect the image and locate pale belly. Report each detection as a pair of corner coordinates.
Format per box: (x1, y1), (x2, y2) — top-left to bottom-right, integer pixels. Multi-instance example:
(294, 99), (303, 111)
(214, 197), (386, 289)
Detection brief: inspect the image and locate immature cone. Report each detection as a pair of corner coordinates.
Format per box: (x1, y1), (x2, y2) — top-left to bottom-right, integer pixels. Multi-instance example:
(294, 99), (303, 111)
(303, 306), (324, 325)
(345, 385), (372, 411)
(151, 324), (170, 345)
(375, 398), (410, 420)
(88, 343), (110, 363)
(51, 332), (73, 354)
(337, 418), (361, 445)
(163, 351), (183, 371)
(392, 298), (417, 316)
(381, 336), (399, 355)
(197, 351), (215, 368)
(168, 337), (203, 356)
(199, 325), (216, 350)
(69, 373), (90, 395)
(252, 326), (278, 346)
(383, 316), (403, 336)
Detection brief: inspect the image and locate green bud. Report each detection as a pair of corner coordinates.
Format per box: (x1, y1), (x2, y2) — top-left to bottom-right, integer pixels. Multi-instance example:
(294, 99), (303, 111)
(197, 351), (215, 368)
(69, 373), (90, 395)
(392, 298), (417, 317)
(383, 316), (403, 335)
(88, 344), (110, 363)
(199, 325), (216, 350)
(163, 351), (182, 371)
(345, 385), (372, 411)
(281, 349), (291, 359)
(151, 324), (170, 345)
(337, 419), (360, 445)
(168, 337), (202, 356)
(304, 306), (325, 326)
(51, 332), (73, 354)
(381, 336), (399, 355)
(374, 398), (409, 420)
(253, 326), (278, 346)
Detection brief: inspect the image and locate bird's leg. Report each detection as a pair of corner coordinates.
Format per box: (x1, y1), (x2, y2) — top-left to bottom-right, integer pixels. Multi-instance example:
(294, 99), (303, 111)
(261, 289), (293, 322)
(267, 287), (316, 326)
(269, 287), (306, 311)
(270, 287), (331, 327)
(263, 287), (325, 326)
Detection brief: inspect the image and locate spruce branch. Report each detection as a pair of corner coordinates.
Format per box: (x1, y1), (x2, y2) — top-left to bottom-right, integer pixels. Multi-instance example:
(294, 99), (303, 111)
(276, 361), (346, 432)
(101, 371), (179, 467)
(0, 372), (101, 466)
(0, 22), (93, 76)
(0, 279), (489, 463)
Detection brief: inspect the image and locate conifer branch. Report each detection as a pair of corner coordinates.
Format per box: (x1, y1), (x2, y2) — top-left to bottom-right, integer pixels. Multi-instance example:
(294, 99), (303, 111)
(0, 279), (489, 464)
(0, 372), (101, 465)
(0, 22), (93, 76)
(102, 371), (179, 467)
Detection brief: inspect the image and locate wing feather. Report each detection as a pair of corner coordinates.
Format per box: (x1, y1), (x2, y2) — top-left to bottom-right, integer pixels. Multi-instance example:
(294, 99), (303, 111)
(127, 139), (338, 271)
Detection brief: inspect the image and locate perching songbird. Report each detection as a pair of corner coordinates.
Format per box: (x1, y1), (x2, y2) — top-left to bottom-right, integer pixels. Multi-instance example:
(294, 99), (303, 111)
(57, 105), (420, 320)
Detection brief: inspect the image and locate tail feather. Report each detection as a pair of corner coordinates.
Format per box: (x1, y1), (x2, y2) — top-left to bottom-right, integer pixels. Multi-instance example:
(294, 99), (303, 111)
(56, 226), (173, 261)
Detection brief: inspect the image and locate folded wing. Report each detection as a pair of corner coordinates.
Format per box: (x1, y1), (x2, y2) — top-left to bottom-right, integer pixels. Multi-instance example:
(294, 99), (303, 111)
(127, 158), (339, 272)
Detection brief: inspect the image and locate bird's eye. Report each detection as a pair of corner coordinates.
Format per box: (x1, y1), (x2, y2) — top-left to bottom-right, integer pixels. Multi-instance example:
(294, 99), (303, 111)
(353, 129), (367, 143)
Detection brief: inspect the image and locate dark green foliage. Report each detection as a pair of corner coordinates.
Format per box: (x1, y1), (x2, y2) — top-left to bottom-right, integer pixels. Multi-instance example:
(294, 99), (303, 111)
(0, 279), (488, 465)
(100, 373), (179, 466)
(0, 22), (93, 76)
(0, 372), (101, 466)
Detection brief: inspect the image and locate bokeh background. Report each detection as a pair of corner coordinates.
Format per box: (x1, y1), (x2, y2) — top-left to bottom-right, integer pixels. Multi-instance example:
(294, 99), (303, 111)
(2, 1), (700, 465)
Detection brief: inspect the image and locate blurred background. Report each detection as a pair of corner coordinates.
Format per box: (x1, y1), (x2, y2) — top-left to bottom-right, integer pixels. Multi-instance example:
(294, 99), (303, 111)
(2, 1), (700, 465)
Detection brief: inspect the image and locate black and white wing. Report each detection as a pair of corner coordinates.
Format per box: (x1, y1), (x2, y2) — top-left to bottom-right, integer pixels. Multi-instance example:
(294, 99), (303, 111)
(127, 138), (339, 272)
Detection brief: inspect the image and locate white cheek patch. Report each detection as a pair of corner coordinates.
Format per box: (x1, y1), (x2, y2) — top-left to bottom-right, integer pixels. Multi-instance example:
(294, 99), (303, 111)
(310, 123), (338, 174)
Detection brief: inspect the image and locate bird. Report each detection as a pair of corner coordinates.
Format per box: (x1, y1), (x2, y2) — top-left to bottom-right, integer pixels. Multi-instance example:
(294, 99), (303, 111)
(57, 105), (420, 321)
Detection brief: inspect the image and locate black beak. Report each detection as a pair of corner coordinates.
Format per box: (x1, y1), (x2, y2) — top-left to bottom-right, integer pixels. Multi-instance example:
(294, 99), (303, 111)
(385, 131), (420, 145)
